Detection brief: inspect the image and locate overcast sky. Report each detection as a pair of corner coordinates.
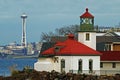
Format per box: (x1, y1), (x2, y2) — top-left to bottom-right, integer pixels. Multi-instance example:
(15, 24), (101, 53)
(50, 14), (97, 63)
(0, 0), (120, 45)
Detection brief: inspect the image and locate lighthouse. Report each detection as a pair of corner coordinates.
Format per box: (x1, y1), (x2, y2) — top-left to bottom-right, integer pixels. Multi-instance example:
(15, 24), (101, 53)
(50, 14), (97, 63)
(78, 8), (96, 50)
(21, 13), (27, 47)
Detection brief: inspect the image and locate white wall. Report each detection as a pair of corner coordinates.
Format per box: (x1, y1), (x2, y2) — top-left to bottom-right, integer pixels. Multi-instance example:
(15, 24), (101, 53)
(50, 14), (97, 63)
(101, 62), (120, 70)
(57, 56), (100, 74)
(34, 58), (54, 72)
(34, 56), (100, 75)
(78, 32), (96, 50)
(100, 62), (120, 75)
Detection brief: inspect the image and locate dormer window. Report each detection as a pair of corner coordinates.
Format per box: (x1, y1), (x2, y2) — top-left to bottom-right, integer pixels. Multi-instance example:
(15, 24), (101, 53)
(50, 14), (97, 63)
(54, 46), (60, 52)
(54, 42), (66, 53)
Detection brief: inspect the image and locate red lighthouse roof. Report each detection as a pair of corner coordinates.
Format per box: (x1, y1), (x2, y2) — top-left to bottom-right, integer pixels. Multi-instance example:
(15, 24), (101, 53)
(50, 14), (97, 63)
(80, 8), (94, 18)
(42, 34), (101, 56)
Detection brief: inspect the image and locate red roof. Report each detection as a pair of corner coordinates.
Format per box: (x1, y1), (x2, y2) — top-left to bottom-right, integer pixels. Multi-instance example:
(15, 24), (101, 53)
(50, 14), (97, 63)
(80, 8), (94, 18)
(100, 51), (120, 61)
(42, 34), (101, 56)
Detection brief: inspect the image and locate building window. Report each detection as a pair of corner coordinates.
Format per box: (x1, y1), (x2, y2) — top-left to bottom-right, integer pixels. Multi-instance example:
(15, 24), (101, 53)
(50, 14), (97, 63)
(89, 59), (93, 73)
(112, 63), (116, 68)
(78, 59), (82, 73)
(61, 59), (65, 72)
(86, 33), (90, 41)
(104, 44), (111, 51)
(100, 62), (103, 68)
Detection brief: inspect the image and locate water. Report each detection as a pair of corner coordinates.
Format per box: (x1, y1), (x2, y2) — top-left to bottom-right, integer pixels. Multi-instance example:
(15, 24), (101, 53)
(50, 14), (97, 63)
(0, 58), (37, 76)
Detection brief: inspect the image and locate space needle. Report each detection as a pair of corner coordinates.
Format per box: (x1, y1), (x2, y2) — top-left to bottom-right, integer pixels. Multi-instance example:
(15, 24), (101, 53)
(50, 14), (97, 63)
(21, 13), (27, 47)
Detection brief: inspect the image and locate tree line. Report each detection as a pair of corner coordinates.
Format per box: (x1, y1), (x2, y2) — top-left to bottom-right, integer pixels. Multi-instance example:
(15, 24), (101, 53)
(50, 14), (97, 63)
(40, 25), (79, 42)
(40, 24), (120, 42)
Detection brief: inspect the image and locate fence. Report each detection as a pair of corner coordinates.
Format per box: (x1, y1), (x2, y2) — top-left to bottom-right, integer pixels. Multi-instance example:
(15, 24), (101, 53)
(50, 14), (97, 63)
(69, 70), (120, 75)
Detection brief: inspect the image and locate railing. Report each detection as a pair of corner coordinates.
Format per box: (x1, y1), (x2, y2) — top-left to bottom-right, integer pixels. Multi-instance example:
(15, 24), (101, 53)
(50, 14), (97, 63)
(69, 70), (120, 75)
(100, 70), (120, 75)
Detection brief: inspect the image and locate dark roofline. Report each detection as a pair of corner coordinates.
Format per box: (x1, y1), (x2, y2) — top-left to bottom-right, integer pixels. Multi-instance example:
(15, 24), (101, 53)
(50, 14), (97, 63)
(40, 54), (101, 57)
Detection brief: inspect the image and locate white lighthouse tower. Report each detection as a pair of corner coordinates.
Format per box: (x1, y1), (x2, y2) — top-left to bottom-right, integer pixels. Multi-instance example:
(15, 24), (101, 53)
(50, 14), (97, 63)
(21, 13), (27, 47)
(78, 8), (96, 50)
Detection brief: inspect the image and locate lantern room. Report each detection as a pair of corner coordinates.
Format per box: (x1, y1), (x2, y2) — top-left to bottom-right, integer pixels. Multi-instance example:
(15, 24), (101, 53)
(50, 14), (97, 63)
(80, 8), (94, 31)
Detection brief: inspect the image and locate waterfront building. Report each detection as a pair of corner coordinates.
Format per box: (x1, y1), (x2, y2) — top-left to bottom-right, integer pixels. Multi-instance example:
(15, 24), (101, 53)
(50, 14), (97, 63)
(34, 34), (101, 75)
(34, 8), (101, 75)
(34, 8), (120, 75)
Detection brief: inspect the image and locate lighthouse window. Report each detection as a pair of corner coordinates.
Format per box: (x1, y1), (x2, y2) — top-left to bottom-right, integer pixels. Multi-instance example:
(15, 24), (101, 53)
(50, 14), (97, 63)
(78, 59), (82, 73)
(61, 59), (65, 72)
(89, 59), (93, 73)
(86, 33), (90, 41)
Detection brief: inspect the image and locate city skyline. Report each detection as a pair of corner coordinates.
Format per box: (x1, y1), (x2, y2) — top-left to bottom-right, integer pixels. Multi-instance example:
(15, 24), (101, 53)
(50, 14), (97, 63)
(0, 0), (120, 45)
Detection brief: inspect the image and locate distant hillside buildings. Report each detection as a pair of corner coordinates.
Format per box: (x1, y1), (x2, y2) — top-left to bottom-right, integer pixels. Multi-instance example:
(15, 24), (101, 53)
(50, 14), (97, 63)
(0, 42), (42, 56)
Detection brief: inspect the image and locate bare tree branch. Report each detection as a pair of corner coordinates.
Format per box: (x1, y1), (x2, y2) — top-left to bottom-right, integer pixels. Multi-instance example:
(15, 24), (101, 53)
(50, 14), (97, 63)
(40, 25), (79, 42)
